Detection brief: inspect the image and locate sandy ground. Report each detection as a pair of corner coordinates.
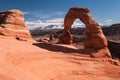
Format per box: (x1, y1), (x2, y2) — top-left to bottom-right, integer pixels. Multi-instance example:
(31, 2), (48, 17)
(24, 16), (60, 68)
(0, 35), (120, 80)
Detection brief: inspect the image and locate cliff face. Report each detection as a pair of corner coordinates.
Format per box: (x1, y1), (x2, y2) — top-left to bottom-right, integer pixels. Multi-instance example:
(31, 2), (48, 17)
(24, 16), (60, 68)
(0, 10), (32, 40)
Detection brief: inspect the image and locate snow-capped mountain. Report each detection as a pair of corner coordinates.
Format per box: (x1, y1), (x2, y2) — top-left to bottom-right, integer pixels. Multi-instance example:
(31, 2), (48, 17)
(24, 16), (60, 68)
(26, 18), (85, 30)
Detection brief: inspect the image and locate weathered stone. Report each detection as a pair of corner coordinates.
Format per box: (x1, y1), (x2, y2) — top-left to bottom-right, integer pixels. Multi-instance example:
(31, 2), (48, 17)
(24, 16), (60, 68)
(49, 33), (56, 41)
(37, 38), (49, 43)
(59, 30), (73, 44)
(0, 9), (32, 40)
(62, 7), (111, 58)
(73, 35), (86, 43)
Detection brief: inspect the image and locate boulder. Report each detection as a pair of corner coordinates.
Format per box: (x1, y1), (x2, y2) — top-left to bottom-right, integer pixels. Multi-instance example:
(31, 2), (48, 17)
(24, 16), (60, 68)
(0, 9), (32, 40)
(59, 30), (73, 44)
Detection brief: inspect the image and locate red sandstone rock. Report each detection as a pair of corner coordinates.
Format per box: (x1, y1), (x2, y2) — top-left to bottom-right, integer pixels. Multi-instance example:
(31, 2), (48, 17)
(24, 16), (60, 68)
(0, 10), (32, 40)
(0, 36), (119, 80)
(59, 30), (73, 44)
(62, 7), (111, 58)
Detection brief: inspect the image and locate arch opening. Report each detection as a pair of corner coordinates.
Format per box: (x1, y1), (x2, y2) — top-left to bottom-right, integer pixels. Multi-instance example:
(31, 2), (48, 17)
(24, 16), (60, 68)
(61, 7), (111, 58)
(72, 19), (85, 28)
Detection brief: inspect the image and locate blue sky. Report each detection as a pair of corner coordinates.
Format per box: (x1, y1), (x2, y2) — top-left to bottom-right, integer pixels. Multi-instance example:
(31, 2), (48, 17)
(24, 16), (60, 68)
(0, 0), (120, 29)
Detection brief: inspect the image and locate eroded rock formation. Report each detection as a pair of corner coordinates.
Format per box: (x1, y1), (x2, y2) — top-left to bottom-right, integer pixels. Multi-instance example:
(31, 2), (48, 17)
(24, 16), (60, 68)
(0, 10), (32, 40)
(62, 7), (111, 58)
(59, 30), (73, 44)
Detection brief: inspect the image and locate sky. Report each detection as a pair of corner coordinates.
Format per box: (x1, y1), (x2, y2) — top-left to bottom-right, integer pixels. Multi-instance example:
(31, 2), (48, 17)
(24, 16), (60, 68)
(0, 0), (120, 29)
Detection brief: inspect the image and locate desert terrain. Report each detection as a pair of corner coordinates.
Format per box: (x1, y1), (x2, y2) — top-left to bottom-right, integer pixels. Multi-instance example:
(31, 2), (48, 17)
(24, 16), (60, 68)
(0, 35), (120, 80)
(0, 9), (120, 80)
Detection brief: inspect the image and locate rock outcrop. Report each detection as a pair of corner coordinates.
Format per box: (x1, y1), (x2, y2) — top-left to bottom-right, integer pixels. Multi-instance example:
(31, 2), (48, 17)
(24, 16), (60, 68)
(0, 9), (32, 40)
(62, 7), (111, 58)
(59, 30), (73, 44)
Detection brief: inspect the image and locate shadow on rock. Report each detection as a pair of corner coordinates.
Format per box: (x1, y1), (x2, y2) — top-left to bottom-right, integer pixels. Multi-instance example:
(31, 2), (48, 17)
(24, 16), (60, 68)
(33, 43), (96, 58)
(33, 43), (80, 53)
(108, 40), (120, 59)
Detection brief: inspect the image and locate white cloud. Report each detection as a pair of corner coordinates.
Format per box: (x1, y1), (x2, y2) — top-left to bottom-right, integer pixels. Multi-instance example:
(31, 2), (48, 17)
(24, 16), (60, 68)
(104, 19), (113, 25)
(40, 15), (51, 19)
(46, 18), (64, 23)
(22, 11), (30, 15)
(22, 11), (51, 19)
(56, 11), (64, 15)
(72, 19), (85, 27)
(26, 18), (86, 29)
(25, 18), (64, 29)
(22, 11), (65, 20)
(105, 19), (112, 22)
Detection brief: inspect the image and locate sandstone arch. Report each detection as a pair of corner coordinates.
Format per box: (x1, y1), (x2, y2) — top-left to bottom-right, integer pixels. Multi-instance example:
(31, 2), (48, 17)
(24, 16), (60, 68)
(62, 7), (111, 58)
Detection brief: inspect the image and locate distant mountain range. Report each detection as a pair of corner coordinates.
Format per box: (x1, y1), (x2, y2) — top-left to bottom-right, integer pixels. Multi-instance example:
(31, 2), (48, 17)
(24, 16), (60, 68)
(102, 23), (120, 36)
(30, 22), (117, 30)
(31, 23), (85, 30)
(31, 24), (64, 30)
(30, 23), (120, 38)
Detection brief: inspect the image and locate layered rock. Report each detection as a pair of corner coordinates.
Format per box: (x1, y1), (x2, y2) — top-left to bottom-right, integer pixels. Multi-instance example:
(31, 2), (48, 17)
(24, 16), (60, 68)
(59, 30), (73, 44)
(62, 7), (111, 58)
(0, 9), (32, 40)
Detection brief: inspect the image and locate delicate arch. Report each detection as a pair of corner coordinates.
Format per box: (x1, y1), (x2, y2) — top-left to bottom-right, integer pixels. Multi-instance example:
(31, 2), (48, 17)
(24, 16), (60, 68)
(62, 7), (111, 58)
